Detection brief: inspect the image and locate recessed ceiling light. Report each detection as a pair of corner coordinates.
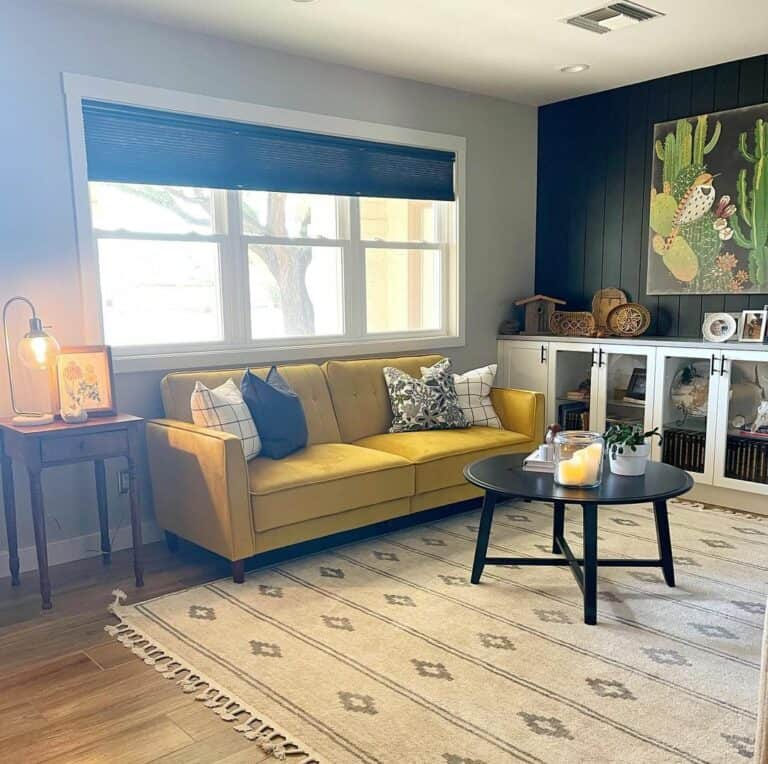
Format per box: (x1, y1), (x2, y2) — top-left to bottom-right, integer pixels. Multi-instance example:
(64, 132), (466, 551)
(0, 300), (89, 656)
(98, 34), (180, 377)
(560, 64), (591, 74)
(292, 0), (315, 3)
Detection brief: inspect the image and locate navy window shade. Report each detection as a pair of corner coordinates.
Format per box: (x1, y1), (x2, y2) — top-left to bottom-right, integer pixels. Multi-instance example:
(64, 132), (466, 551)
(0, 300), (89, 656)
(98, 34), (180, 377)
(82, 100), (455, 201)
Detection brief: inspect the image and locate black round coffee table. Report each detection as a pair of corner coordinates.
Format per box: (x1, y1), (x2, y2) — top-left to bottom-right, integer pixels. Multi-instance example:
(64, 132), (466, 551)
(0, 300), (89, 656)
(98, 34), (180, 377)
(464, 454), (693, 625)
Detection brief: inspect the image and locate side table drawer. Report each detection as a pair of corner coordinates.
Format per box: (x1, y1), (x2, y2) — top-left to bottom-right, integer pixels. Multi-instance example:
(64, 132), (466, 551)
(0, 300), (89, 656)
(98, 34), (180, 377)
(41, 430), (129, 463)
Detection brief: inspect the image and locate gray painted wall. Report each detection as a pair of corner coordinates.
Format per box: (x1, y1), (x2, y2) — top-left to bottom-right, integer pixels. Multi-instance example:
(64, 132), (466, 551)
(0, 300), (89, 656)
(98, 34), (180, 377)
(0, 0), (536, 566)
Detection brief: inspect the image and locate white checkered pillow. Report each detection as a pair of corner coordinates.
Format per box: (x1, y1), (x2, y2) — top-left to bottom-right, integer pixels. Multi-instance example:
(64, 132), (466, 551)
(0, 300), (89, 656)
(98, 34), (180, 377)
(190, 379), (261, 460)
(452, 364), (502, 428)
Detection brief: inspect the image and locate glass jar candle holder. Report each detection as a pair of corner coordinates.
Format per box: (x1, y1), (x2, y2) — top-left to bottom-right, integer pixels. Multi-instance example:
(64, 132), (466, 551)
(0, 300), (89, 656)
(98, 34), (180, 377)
(554, 431), (605, 487)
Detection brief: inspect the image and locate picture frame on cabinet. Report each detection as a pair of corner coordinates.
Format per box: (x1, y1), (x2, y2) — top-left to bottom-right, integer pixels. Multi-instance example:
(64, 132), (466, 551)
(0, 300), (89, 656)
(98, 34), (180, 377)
(738, 310), (767, 343)
(702, 312), (739, 343)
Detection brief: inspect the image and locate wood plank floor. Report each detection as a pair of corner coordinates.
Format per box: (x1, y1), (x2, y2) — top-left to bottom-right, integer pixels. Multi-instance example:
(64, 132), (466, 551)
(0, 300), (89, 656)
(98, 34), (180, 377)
(0, 541), (269, 762)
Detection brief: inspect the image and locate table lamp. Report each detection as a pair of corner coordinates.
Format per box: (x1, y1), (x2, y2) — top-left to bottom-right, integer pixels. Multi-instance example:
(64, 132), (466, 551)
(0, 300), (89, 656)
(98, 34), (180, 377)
(2, 297), (60, 426)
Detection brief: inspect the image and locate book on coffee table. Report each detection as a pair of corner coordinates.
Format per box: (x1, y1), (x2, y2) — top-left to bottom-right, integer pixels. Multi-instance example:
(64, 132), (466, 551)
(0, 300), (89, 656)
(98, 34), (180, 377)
(523, 445), (554, 473)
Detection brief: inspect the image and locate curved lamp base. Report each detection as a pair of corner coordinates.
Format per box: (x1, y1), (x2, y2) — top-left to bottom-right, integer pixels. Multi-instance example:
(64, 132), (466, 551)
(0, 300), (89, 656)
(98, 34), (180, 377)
(11, 413), (55, 427)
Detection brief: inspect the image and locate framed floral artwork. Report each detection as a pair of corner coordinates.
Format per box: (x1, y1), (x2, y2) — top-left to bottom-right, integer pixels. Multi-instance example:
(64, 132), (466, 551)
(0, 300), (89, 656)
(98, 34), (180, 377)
(51, 346), (116, 416)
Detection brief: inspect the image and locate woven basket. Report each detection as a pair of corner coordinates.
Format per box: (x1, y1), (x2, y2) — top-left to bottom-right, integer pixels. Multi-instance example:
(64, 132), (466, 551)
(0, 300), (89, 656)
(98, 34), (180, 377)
(549, 311), (596, 337)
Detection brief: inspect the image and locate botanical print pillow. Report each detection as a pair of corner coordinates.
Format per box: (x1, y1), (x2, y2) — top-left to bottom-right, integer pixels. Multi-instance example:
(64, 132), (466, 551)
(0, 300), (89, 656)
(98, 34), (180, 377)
(384, 359), (467, 433)
(190, 379), (261, 460)
(451, 364), (502, 428)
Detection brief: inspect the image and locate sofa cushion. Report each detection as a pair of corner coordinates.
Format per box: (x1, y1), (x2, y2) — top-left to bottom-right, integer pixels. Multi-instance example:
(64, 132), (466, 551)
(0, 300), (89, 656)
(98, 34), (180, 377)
(241, 367), (308, 459)
(161, 364), (341, 445)
(384, 358), (467, 432)
(324, 355), (442, 442)
(248, 443), (414, 531)
(355, 427), (530, 493)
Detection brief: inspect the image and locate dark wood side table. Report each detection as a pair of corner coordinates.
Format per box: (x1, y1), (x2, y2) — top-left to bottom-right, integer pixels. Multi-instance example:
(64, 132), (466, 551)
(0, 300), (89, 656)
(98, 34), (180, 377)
(0, 414), (145, 609)
(464, 454), (693, 625)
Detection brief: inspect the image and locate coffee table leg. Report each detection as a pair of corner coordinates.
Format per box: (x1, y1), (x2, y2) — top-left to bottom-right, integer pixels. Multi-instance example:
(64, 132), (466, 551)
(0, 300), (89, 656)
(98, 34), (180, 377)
(552, 501), (565, 553)
(582, 502), (598, 625)
(653, 499), (675, 587)
(471, 490), (497, 584)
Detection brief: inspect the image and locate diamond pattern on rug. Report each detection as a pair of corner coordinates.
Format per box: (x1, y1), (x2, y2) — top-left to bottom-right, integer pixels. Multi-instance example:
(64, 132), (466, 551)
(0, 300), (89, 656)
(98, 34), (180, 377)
(373, 551), (399, 561)
(411, 659), (453, 681)
(478, 633), (515, 651)
(258, 584), (283, 598)
(518, 712), (574, 740)
(384, 593), (416, 607)
(322, 615), (354, 631)
(188, 605), (216, 620)
(689, 622), (738, 640)
(338, 691), (378, 715)
(249, 640), (282, 658)
(586, 678), (637, 700)
(642, 647), (691, 666)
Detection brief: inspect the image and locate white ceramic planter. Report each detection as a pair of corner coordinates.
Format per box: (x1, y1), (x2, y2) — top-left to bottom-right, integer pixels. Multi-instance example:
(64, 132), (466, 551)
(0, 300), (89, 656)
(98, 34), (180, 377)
(609, 442), (651, 476)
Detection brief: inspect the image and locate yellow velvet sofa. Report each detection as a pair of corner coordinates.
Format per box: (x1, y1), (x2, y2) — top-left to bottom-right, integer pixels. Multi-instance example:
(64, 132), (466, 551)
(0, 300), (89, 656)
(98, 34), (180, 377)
(146, 355), (543, 581)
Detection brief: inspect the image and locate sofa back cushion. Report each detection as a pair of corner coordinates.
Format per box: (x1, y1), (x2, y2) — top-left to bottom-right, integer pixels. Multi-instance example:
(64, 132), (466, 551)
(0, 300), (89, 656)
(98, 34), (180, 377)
(323, 355), (442, 442)
(161, 364), (341, 445)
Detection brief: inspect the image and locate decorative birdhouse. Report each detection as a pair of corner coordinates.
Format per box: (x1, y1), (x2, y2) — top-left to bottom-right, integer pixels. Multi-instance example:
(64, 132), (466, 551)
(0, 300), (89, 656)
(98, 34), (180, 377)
(514, 295), (566, 335)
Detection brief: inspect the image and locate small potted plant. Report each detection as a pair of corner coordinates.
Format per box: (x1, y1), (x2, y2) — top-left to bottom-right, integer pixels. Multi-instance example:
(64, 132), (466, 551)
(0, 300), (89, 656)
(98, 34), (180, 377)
(603, 424), (662, 476)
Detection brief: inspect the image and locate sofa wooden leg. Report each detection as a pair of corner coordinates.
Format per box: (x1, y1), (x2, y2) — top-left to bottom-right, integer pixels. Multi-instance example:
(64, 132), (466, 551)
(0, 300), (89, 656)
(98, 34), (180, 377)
(164, 531), (179, 553)
(232, 559), (245, 584)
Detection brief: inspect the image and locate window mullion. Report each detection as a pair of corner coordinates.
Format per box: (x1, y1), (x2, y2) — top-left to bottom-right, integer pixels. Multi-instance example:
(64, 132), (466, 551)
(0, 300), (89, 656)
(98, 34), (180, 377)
(218, 190), (250, 344)
(346, 197), (365, 340)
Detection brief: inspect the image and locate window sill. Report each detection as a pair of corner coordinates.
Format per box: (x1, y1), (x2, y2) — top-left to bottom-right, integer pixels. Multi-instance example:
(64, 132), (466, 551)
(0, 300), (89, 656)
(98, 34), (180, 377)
(112, 335), (465, 374)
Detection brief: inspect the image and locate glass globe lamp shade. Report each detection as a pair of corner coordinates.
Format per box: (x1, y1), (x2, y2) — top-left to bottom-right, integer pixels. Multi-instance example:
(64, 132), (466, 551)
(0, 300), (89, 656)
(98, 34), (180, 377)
(17, 322), (60, 370)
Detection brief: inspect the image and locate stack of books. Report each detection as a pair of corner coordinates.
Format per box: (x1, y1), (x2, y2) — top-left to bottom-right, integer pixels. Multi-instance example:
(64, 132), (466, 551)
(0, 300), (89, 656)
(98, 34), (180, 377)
(523, 446), (554, 473)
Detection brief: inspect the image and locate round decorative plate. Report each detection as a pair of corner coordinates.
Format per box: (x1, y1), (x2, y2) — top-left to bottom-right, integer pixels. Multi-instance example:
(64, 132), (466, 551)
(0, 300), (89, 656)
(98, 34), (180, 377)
(605, 303), (651, 337)
(701, 312), (737, 343)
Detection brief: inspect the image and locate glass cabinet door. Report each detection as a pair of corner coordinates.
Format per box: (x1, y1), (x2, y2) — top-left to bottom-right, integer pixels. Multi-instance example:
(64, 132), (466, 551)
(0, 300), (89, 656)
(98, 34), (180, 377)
(547, 343), (597, 431)
(652, 347), (718, 482)
(595, 345), (656, 435)
(713, 350), (768, 495)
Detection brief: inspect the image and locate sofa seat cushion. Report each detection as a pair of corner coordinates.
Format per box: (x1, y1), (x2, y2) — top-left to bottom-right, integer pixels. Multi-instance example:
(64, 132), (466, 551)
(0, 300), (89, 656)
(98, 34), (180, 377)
(355, 426), (530, 493)
(248, 443), (414, 531)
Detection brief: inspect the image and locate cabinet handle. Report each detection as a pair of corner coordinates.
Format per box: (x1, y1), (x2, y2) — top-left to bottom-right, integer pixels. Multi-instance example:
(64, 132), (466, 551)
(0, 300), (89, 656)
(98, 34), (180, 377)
(720, 355), (727, 376)
(710, 353), (716, 376)
(591, 347), (597, 367)
(598, 348), (604, 367)
(540, 344), (545, 364)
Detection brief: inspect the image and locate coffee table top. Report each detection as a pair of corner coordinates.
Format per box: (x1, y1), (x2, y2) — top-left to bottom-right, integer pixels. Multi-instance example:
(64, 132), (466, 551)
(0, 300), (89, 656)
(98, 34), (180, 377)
(464, 453), (693, 505)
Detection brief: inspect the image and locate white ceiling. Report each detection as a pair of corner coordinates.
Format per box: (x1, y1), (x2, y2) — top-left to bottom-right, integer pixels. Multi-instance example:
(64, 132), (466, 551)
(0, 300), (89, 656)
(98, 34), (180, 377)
(54, 0), (768, 105)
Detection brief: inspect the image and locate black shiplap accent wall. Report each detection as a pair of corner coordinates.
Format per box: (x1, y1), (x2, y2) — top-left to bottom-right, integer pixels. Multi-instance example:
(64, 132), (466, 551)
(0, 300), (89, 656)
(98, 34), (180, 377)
(535, 55), (768, 337)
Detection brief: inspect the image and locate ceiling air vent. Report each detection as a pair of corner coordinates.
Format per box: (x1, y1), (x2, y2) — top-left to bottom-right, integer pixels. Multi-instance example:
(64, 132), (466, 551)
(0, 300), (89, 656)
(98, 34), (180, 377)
(565, 3), (664, 34)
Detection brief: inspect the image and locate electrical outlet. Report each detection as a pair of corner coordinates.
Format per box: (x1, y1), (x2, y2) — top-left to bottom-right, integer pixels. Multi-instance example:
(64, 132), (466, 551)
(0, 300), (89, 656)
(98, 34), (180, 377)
(118, 470), (130, 495)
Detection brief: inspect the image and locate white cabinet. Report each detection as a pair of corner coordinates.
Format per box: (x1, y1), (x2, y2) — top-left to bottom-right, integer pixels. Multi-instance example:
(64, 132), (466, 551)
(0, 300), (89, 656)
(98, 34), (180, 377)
(544, 342), (655, 434)
(496, 340), (549, 394)
(711, 349), (768, 496)
(651, 346), (719, 485)
(498, 337), (768, 498)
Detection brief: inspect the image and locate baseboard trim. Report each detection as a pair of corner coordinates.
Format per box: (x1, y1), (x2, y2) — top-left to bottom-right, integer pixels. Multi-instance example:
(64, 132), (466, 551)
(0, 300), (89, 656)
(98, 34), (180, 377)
(0, 520), (163, 579)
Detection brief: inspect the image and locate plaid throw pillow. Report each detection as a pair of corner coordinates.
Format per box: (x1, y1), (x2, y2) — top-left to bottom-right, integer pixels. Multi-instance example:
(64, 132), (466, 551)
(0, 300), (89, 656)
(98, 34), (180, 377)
(190, 379), (261, 460)
(385, 358), (467, 433)
(451, 364), (501, 428)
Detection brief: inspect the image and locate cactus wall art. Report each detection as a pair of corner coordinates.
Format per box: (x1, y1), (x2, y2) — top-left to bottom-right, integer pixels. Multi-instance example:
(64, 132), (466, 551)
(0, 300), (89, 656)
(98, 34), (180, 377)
(647, 102), (768, 295)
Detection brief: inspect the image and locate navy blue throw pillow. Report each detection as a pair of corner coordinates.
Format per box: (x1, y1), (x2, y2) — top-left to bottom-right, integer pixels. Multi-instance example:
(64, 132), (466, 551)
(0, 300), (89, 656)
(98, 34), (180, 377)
(241, 367), (308, 459)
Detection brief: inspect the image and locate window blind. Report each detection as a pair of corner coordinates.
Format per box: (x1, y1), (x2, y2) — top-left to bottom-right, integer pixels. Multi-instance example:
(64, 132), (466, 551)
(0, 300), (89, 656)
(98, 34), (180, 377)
(82, 100), (456, 201)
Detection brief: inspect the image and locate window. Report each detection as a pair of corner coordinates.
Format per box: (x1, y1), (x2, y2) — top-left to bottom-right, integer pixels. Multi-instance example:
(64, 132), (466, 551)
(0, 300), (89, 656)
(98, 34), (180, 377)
(66, 76), (464, 368)
(88, 184), (457, 352)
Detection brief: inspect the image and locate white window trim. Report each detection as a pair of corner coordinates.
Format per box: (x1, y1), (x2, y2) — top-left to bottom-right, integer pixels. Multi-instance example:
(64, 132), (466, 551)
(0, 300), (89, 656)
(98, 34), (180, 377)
(63, 73), (466, 374)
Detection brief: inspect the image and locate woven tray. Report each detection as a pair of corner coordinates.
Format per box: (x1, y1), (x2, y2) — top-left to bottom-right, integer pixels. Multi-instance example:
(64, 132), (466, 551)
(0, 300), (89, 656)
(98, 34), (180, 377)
(549, 311), (596, 337)
(605, 303), (651, 337)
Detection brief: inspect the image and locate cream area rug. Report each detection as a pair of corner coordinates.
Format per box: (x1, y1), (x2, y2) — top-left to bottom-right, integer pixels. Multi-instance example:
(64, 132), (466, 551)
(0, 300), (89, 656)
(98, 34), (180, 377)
(109, 499), (767, 763)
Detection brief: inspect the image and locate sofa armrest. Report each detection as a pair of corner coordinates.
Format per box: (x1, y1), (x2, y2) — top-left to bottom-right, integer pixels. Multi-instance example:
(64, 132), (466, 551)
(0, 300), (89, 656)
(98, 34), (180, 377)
(146, 419), (255, 561)
(490, 388), (544, 441)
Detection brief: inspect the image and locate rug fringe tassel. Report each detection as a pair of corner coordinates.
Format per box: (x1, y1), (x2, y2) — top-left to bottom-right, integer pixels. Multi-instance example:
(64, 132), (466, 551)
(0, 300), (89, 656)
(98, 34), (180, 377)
(106, 598), (323, 763)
